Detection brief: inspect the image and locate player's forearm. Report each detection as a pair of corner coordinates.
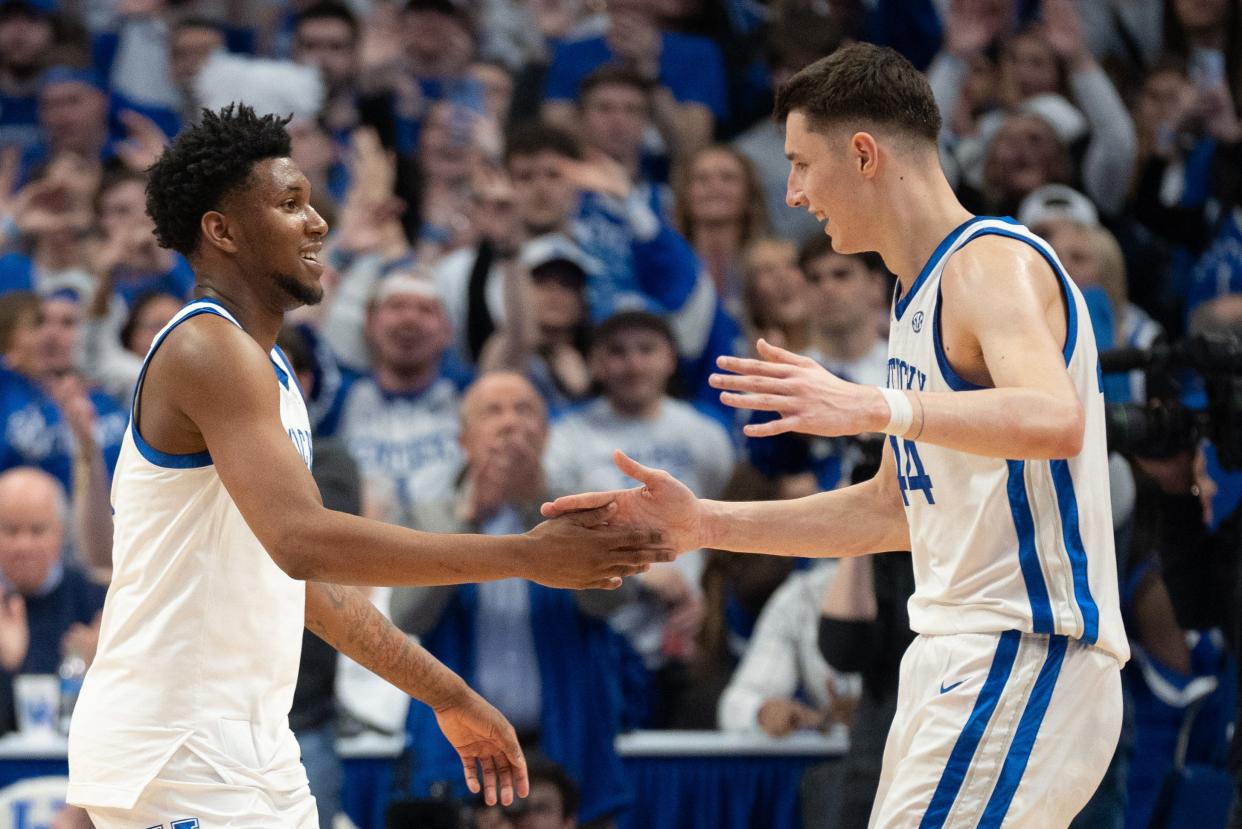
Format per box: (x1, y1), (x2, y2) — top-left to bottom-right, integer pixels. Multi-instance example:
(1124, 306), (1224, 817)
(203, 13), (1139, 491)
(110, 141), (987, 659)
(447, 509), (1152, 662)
(278, 509), (528, 586)
(305, 582), (469, 711)
(889, 387), (1084, 460)
(699, 480), (908, 558)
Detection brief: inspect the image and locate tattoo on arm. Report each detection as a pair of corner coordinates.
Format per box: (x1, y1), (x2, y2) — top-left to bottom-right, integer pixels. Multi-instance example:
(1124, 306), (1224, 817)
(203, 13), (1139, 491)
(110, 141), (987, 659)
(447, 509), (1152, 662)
(305, 581), (466, 710)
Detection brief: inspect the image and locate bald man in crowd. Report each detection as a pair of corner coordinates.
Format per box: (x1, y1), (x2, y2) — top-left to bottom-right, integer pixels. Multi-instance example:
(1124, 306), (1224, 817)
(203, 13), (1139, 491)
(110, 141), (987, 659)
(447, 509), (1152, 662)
(0, 466), (106, 735)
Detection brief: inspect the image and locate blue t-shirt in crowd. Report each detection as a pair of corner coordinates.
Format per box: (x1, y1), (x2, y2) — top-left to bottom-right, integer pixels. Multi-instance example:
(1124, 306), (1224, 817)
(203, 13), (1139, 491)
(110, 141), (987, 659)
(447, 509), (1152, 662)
(0, 366), (127, 493)
(544, 31), (728, 122)
(0, 92), (41, 155)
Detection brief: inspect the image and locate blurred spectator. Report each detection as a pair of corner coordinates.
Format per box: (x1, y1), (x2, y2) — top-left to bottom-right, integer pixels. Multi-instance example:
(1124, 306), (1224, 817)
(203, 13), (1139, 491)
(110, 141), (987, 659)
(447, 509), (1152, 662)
(478, 233), (595, 417)
(671, 144), (768, 317)
(932, 0), (1138, 217)
(718, 559), (856, 736)
(395, 372), (631, 827)
(541, 0), (726, 161)
(335, 272), (464, 526)
(83, 289), (180, 405)
(545, 311), (736, 726)
(733, 5), (842, 244)
(0, 466), (106, 736)
(475, 754), (583, 829)
(0, 151), (98, 301)
(1161, 0), (1242, 109)
(0, 0), (58, 155)
(167, 16), (226, 125)
(740, 237), (814, 355)
(746, 237), (889, 500)
(91, 167), (193, 311)
(576, 66), (670, 213)
(0, 291), (126, 499)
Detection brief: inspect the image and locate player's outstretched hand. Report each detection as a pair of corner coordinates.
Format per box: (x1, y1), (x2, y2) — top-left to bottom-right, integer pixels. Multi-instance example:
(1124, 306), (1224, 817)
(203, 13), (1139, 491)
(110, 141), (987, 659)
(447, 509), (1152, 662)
(711, 339), (887, 439)
(525, 501), (676, 590)
(540, 451), (704, 554)
(435, 690), (529, 806)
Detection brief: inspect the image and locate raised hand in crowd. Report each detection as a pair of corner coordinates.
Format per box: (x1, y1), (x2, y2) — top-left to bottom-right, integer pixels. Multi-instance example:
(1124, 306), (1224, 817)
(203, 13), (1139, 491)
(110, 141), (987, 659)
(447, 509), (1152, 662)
(1040, 0), (1091, 69)
(114, 110), (170, 173)
(560, 150), (633, 200)
(943, 0), (1010, 59)
(607, 6), (662, 81)
(10, 170), (93, 242)
(0, 593), (29, 673)
(529, 0), (581, 41)
(332, 128), (409, 259)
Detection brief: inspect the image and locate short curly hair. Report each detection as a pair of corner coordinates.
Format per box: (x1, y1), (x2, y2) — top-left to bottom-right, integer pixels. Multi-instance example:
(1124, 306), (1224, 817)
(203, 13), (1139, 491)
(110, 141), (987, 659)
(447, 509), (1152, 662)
(146, 104), (293, 257)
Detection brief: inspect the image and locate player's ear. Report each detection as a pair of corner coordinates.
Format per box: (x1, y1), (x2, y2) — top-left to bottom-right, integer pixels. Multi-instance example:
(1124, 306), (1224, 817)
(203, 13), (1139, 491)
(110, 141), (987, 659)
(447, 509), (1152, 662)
(200, 210), (239, 255)
(851, 132), (879, 179)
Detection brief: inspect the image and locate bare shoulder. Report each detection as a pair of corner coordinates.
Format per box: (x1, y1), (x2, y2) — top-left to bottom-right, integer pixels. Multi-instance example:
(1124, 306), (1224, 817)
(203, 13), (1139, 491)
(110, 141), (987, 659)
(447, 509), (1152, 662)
(941, 234), (1061, 318)
(148, 312), (276, 415)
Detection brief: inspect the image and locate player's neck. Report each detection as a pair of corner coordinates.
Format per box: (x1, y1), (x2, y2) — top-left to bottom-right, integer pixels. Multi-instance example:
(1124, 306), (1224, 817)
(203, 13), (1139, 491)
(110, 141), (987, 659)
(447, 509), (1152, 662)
(191, 280), (285, 351)
(874, 172), (973, 290)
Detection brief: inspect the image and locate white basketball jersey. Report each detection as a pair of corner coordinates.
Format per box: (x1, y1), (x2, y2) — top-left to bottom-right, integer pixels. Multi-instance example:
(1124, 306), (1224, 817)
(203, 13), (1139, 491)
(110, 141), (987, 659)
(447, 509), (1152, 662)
(886, 217), (1128, 664)
(68, 299), (314, 810)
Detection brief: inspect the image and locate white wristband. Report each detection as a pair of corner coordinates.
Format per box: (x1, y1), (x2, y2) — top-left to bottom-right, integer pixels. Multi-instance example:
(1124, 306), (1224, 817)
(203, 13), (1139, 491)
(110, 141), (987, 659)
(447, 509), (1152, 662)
(879, 388), (914, 436)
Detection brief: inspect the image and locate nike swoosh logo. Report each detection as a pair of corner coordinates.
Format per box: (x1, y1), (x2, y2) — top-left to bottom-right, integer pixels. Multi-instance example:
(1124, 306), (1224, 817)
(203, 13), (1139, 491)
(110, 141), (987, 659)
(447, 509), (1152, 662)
(939, 680), (966, 694)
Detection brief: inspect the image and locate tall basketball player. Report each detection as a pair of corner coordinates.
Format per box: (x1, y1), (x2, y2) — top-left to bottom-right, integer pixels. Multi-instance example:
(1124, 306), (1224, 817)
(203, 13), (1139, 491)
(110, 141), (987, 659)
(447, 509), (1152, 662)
(543, 44), (1128, 828)
(67, 105), (671, 828)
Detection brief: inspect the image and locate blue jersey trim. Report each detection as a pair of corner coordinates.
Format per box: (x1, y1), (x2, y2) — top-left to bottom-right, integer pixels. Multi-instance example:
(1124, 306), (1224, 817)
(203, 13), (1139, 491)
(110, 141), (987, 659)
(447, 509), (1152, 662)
(932, 286), (986, 392)
(918, 630), (1021, 829)
(1050, 460), (1100, 644)
(272, 345), (302, 397)
(1006, 461), (1055, 634)
(129, 304), (226, 469)
(894, 216), (980, 321)
(929, 223), (1080, 391)
(977, 635), (1068, 827)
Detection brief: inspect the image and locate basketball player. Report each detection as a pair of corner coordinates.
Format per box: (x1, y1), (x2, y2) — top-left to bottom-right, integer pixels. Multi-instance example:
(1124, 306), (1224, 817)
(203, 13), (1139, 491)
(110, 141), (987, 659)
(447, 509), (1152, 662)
(66, 105), (670, 828)
(544, 44), (1128, 828)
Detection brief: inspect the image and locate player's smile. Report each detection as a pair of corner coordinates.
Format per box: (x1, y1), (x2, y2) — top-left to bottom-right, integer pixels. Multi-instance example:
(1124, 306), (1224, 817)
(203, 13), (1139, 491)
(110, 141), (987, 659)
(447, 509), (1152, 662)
(300, 242), (324, 275)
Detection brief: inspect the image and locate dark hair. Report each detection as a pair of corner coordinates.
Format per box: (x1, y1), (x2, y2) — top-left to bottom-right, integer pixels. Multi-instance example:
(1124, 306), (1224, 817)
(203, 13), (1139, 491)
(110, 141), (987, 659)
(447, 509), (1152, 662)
(765, 7), (843, 74)
(579, 64), (654, 104)
(120, 291), (179, 352)
(0, 291), (40, 354)
(798, 233), (885, 274)
(773, 42), (941, 144)
(590, 310), (677, 353)
(294, 1), (359, 41)
(503, 120), (581, 166)
(145, 103), (293, 257)
(525, 756), (580, 819)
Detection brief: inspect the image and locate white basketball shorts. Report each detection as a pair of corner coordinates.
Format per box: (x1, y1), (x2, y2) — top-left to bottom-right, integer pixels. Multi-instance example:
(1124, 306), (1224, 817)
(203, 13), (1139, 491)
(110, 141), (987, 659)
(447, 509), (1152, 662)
(868, 631), (1122, 829)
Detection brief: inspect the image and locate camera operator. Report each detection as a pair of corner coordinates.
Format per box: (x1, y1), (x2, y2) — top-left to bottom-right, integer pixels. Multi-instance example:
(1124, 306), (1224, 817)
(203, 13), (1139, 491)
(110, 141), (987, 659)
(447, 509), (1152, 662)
(1101, 292), (1242, 827)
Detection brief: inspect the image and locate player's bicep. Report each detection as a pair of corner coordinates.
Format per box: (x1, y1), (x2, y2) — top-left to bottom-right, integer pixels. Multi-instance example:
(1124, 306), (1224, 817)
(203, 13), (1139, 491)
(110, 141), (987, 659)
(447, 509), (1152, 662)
(167, 322), (323, 564)
(946, 242), (1079, 402)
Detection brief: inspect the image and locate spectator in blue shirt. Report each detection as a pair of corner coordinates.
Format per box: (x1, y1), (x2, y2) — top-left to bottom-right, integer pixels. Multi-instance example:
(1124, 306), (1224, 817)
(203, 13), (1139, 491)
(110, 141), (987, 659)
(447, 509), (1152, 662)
(0, 0), (57, 156)
(541, 0), (725, 160)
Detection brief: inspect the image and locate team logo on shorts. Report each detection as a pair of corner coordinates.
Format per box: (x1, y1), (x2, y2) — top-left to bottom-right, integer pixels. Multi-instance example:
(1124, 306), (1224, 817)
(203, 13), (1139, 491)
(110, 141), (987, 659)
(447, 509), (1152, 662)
(912, 311), (925, 333)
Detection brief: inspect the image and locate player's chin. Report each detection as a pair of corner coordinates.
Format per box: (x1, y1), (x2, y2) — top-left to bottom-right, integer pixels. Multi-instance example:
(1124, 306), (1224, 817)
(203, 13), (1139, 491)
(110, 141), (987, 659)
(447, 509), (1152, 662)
(275, 271), (325, 307)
